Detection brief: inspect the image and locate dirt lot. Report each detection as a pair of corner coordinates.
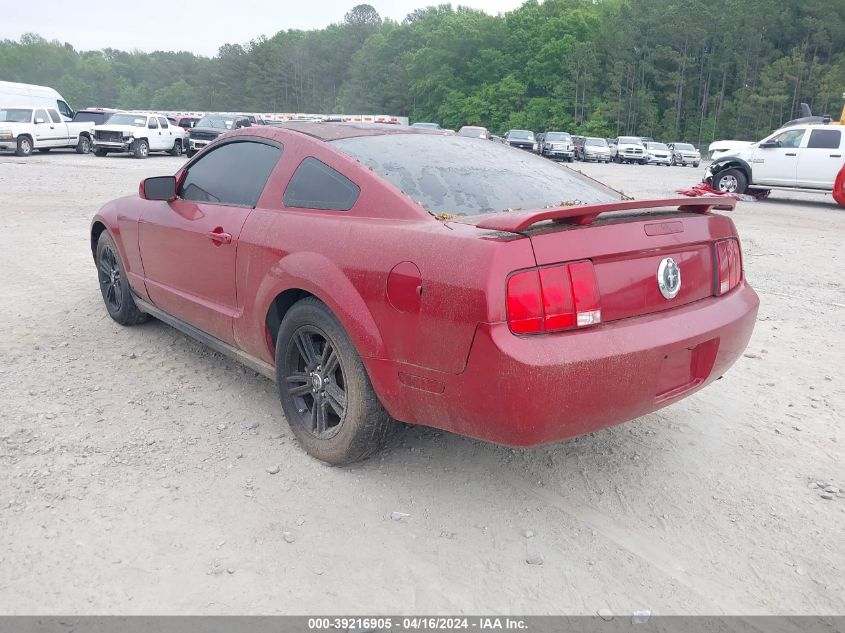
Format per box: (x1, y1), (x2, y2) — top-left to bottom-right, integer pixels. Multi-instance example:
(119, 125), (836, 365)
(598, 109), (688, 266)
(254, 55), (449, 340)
(1, 150), (843, 616)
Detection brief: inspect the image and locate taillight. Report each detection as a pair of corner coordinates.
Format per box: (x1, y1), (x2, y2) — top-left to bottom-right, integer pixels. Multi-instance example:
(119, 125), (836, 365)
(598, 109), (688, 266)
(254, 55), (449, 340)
(506, 261), (601, 334)
(715, 238), (742, 295)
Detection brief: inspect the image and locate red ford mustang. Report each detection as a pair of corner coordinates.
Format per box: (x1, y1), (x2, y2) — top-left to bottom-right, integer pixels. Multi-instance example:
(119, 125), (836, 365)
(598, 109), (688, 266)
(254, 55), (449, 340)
(91, 123), (759, 464)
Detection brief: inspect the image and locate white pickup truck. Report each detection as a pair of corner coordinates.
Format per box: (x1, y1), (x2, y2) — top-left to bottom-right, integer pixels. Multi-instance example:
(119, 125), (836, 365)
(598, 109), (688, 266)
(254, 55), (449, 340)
(0, 106), (94, 156)
(705, 123), (845, 200)
(92, 112), (185, 158)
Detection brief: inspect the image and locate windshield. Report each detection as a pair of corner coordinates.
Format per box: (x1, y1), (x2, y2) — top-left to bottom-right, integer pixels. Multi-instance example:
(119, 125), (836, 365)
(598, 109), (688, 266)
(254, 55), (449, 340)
(674, 143), (695, 150)
(586, 138), (607, 147)
(507, 130), (534, 140)
(459, 126), (488, 138)
(545, 132), (571, 141)
(197, 117), (231, 129)
(411, 122), (441, 129)
(106, 114), (147, 127)
(333, 134), (620, 217)
(0, 108), (33, 123)
(618, 136), (642, 145)
(648, 142), (669, 150)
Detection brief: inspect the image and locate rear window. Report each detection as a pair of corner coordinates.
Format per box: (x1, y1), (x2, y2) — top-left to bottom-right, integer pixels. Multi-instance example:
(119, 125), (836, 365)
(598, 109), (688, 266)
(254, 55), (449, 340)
(74, 111), (108, 124)
(284, 157), (360, 211)
(332, 134), (620, 217)
(807, 129), (841, 149)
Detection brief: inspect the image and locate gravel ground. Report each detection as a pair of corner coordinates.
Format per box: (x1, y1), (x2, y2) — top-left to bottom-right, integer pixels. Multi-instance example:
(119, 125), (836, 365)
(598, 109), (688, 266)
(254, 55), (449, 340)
(0, 150), (843, 615)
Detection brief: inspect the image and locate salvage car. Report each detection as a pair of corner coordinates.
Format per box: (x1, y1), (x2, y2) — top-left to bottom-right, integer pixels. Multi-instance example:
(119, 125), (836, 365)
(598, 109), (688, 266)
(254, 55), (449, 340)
(93, 112), (184, 158)
(539, 131), (574, 161)
(705, 123), (845, 201)
(90, 123), (758, 465)
(614, 136), (647, 164)
(458, 125), (490, 139)
(0, 106), (94, 156)
(503, 129), (536, 152)
(577, 137), (612, 162)
(187, 115), (251, 156)
(644, 141), (672, 166)
(669, 142), (701, 167)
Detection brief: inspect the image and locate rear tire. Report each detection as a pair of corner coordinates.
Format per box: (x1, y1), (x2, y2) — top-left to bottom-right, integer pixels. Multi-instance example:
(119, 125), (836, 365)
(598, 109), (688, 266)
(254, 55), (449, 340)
(96, 232), (149, 326)
(275, 297), (394, 465)
(169, 140), (182, 157)
(712, 168), (748, 194)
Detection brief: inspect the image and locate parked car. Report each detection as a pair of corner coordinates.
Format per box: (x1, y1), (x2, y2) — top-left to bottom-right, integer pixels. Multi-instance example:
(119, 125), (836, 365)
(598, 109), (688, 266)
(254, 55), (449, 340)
(92, 112), (185, 158)
(540, 131), (575, 161)
(410, 122), (442, 130)
(643, 141), (672, 166)
(187, 115), (251, 156)
(0, 106), (94, 156)
(458, 125), (490, 139)
(705, 123), (845, 202)
(534, 132), (545, 154)
(175, 116), (201, 131)
(614, 136), (647, 164)
(90, 123), (758, 465)
(578, 137), (612, 163)
(72, 108), (118, 126)
(503, 129), (536, 152)
(668, 142), (701, 167)
(0, 81), (75, 120)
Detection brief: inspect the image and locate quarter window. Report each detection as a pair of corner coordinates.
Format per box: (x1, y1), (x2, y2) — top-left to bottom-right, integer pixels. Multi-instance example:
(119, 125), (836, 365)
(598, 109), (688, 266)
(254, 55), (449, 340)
(179, 141), (282, 207)
(807, 129), (841, 149)
(283, 157), (360, 211)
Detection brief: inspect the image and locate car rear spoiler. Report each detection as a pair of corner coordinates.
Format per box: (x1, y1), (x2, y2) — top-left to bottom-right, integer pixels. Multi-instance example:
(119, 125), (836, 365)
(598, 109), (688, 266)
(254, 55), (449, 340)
(474, 197), (736, 232)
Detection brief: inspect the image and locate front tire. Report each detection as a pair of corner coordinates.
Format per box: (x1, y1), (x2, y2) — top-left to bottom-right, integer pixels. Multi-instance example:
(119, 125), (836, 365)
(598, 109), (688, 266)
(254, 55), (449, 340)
(132, 139), (149, 159)
(96, 232), (149, 326)
(94, 148), (108, 157)
(276, 297), (394, 465)
(186, 149), (197, 157)
(15, 136), (33, 157)
(169, 140), (182, 157)
(712, 168), (748, 194)
(76, 136), (91, 154)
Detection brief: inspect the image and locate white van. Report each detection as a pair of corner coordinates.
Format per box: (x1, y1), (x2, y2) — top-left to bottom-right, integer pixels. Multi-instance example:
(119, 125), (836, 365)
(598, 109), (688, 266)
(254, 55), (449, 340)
(0, 81), (75, 120)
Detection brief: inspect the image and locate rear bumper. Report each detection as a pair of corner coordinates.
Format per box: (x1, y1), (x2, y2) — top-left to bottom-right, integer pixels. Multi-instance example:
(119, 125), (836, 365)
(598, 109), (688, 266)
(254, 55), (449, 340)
(368, 282), (758, 447)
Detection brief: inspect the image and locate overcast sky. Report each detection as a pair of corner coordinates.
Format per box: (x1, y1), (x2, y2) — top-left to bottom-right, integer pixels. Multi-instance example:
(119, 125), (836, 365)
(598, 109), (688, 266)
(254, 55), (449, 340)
(1, 0), (526, 57)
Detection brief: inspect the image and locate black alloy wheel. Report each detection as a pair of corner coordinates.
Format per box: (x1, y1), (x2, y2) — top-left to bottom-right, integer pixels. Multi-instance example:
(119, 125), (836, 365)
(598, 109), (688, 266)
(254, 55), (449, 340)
(284, 325), (347, 440)
(98, 244), (124, 314)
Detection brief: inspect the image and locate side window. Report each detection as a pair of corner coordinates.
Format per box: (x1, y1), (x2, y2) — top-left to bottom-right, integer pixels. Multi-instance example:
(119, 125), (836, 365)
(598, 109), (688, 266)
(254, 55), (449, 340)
(48, 109), (61, 123)
(57, 100), (73, 118)
(179, 141), (282, 207)
(34, 109), (48, 123)
(807, 129), (841, 149)
(283, 157), (361, 211)
(770, 128), (805, 148)
(157, 117), (169, 129)
(148, 117), (159, 129)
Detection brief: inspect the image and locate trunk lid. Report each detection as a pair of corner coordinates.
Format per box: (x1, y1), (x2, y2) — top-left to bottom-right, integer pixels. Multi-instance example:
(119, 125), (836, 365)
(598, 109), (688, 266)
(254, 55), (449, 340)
(475, 198), (738, 323)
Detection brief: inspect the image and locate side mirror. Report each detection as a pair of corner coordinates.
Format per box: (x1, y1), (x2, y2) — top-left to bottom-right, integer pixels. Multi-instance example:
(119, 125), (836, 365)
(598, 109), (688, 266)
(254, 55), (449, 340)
(140, 176), (177, 201)
(759, 140), (778, 149)
(35, 118), (45, 124)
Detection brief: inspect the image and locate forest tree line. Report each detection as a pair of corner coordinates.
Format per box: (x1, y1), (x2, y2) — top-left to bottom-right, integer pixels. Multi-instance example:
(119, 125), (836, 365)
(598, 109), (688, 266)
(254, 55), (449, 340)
(2, 0), (844, 143)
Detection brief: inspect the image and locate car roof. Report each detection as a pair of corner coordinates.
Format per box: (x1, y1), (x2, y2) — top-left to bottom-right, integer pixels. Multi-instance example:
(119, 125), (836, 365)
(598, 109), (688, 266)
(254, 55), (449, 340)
(254, 121), (450, 142)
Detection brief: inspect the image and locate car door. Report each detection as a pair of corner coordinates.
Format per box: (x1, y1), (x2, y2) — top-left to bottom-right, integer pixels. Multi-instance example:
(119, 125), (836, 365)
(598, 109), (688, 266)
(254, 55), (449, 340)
(145, 116), (164, 151)
(31, 108), (52, 146)
(751, 128), (806, 186)
(138, 138), (283, 344)
(795, 128), (843, 189)
(47, 109), (68, 146)
(157, 116), (175, 150)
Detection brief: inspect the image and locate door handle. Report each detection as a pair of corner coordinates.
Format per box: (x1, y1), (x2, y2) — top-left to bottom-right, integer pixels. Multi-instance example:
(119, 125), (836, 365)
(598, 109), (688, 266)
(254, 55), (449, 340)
(830, 154), (842, 158)
(785, 152), (797, 156)
(208, 229), (232, 244)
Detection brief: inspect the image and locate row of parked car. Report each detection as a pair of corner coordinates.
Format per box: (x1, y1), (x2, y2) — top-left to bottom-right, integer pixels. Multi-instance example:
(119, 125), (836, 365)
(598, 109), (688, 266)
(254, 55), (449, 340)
(0, 104), (264, 158)
(431, 123), (702, 167)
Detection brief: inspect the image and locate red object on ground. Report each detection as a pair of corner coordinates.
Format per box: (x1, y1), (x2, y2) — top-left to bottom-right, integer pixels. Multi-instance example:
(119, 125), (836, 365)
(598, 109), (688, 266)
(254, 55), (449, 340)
(834, 163), (845, 208)
(675, 182), (741, 198)
(91, 123), (758, 448)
